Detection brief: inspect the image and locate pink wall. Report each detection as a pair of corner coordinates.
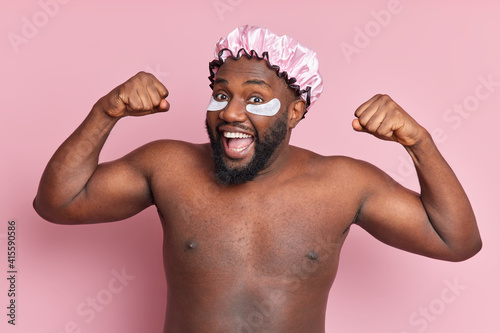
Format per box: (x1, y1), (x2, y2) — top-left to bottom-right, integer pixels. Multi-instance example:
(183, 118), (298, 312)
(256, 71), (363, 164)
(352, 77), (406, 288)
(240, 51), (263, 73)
(1, 0), (498, 332)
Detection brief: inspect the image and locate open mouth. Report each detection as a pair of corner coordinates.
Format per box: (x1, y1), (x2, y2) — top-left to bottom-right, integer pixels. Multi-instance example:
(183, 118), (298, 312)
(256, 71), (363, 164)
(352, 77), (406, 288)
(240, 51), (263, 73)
(221, 131), (255, 159)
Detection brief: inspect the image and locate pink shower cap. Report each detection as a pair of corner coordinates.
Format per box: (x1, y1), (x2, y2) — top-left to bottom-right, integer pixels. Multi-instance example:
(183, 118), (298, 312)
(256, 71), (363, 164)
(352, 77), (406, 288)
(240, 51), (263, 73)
(208, 25), (323, 112)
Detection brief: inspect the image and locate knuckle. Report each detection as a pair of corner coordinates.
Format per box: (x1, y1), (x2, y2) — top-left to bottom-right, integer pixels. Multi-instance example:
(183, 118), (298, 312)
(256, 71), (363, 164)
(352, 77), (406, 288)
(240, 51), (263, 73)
(128, 74), (141, 85)
(129, 100), (141, 110)
(143, 71), (155, 81)
(151, 95), (161, 106)
(387, 100), (397, 110)
(358, 117), (368, 127)
(135, 71), (152, 84)
(161, 87), (169, 97)
(380, 94), (394, 105)
(139, 96), (150, 107)
(365, 122), (378, 132)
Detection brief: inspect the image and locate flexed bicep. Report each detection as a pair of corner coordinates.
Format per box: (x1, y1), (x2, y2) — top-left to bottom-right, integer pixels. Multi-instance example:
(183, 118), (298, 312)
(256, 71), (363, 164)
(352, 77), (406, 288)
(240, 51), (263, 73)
(67, 153), (154, 224)
(36, 144), (155, 224)
(352, 163), (457, 261)
(34, 72), (170, 224)
(351, 95), (481, 262)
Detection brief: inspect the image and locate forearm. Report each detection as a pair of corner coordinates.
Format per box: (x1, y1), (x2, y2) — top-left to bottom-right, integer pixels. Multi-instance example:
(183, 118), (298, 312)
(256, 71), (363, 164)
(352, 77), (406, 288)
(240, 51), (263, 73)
(34, 102), (119, 221)
(406, 130), (482, 259)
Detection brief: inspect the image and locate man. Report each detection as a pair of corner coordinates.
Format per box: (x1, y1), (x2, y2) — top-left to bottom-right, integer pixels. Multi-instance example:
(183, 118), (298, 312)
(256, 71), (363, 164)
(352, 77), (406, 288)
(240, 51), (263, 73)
(34, 25), (481, 332)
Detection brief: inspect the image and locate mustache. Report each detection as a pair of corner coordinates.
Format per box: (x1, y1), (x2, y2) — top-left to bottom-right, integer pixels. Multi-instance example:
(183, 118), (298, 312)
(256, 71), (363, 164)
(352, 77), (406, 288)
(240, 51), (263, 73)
(215, 121), (256, 136)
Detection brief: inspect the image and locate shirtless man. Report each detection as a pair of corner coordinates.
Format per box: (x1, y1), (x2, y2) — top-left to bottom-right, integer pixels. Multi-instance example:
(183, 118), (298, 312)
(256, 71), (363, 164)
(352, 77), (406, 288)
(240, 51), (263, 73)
(34, 26), (482, 332)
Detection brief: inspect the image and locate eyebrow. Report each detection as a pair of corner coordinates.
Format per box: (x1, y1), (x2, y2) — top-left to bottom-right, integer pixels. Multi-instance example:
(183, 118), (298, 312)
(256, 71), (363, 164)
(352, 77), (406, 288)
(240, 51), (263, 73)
(213, 78), (272, 90)
(243, 79), (272, 89)
(214, 78), (228, 85)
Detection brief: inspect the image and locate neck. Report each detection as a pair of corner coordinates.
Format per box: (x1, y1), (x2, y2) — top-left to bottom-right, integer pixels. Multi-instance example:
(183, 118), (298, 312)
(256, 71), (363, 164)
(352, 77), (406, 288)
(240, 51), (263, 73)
(252, 137), (293, 183)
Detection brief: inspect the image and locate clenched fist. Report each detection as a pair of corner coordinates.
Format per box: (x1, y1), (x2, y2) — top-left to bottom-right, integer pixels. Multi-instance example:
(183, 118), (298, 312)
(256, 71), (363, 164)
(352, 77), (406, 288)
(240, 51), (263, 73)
(352, 94), (425, 147)
(98, 72), (170, 118)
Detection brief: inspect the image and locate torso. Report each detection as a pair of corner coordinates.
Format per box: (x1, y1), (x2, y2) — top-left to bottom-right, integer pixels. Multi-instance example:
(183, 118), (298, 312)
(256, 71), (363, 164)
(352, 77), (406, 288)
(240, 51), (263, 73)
(147, 141), (363, 333)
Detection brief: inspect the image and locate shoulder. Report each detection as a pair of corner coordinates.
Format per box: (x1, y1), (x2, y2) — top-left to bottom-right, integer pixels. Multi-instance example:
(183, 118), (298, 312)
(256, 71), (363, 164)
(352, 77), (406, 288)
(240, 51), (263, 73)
(289, 146), (371, 174)
(122, 140), (212, 173)
(290, 146), (394, 188)
(130, 139), (205, 152)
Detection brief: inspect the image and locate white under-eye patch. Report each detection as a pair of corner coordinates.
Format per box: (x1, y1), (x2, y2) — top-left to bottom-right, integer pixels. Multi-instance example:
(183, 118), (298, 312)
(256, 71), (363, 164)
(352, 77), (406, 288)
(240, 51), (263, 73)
(246, 98), (281, 116)
(206, 96), (228, 111)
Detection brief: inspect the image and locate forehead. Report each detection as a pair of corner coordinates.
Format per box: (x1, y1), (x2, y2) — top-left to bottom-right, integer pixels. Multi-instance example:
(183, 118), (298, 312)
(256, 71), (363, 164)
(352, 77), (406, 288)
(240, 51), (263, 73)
(215, 57), (286, 89)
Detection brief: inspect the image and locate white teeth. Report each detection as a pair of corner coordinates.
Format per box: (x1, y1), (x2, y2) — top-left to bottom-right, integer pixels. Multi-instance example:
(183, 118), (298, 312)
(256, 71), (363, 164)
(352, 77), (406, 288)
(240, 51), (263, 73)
(230, 146), (247, 152)
(223, 132), (252, 139)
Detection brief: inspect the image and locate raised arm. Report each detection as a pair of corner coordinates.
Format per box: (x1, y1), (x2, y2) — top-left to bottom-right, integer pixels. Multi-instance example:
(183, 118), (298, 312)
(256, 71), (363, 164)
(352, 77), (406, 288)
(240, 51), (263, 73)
(351, 94), (482, 262)
(33, 72), (170, 224)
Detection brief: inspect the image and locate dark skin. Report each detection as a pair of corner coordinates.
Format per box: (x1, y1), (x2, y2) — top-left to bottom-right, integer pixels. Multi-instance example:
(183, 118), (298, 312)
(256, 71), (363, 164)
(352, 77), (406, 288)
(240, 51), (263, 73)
(34, 57), (482, 332)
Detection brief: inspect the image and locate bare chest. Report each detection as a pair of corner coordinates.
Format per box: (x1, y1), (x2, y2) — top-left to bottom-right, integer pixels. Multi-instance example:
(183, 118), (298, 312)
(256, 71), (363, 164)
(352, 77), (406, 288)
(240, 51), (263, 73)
(155, 179), (356, 281)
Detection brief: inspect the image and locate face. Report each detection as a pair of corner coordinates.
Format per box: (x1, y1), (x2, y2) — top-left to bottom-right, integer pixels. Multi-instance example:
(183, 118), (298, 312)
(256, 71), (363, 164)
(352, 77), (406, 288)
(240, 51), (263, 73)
(205, 57), (302, 185)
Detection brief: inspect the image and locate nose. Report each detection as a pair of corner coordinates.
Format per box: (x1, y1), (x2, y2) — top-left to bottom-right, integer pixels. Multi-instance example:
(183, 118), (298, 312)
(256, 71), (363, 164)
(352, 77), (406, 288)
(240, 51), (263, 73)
(219, 99), (247, 123)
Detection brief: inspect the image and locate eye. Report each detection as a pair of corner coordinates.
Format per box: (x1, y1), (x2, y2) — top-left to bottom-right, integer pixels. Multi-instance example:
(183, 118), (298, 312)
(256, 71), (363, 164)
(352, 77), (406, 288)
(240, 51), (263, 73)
(215, 93), (228, 101)
(249, 96), (264, 104)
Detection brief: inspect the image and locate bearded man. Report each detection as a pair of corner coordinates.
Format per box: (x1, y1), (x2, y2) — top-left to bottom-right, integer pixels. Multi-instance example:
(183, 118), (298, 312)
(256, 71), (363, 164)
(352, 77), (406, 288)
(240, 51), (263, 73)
(34, 25), (481, 333)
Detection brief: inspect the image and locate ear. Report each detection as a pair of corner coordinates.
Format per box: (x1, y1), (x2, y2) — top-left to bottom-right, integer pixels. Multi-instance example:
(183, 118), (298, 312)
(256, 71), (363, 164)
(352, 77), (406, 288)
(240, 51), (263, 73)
(288, 99), (307, 129)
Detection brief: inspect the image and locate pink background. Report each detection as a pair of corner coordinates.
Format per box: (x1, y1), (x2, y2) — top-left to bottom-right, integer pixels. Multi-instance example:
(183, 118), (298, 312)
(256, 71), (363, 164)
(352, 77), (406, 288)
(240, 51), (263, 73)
(1, 0), (499, 332)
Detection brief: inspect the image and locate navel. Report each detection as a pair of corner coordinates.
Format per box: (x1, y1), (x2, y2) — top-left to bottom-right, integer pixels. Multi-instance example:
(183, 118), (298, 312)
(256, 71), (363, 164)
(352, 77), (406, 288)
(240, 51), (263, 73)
(185, 240), (198, 251)
(306, 250), (319, 262)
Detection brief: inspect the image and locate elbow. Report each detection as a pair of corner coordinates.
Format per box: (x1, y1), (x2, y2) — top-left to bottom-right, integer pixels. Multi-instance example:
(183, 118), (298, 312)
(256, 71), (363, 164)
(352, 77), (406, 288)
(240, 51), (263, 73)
(33, 196), (58, 224)
(446, 237), (483, 262)
(33, 196), (78, 225)
(464, 237), (483, 261)
(33, 196), (50, 221)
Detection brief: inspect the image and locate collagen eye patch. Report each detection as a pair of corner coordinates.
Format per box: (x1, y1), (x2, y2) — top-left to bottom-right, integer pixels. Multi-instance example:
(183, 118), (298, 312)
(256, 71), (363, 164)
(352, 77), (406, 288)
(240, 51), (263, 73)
(246, 98), (281, 116)
(206, 96), (281, 116)
(206, 96), (228, 111)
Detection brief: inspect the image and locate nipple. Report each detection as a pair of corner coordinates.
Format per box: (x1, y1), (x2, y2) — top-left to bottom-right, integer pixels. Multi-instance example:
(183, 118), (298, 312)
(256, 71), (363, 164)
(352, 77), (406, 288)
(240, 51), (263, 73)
(185, 240), (198, 251)
(306, 250), (319, 262)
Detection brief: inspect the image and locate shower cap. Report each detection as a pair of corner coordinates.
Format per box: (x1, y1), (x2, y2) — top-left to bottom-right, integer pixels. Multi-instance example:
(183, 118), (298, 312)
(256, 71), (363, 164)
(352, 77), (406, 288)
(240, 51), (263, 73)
(208, 25), (323, 111)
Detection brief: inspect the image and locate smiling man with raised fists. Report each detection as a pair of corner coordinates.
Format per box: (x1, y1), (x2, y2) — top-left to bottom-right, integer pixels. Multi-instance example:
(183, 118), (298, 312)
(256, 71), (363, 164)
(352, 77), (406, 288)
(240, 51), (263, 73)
(34, 25), (481, 333)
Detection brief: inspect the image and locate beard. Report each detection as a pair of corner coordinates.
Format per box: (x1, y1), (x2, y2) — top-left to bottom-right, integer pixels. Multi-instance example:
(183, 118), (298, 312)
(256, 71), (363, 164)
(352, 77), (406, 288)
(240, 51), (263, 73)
(205, 114), (288, 186)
